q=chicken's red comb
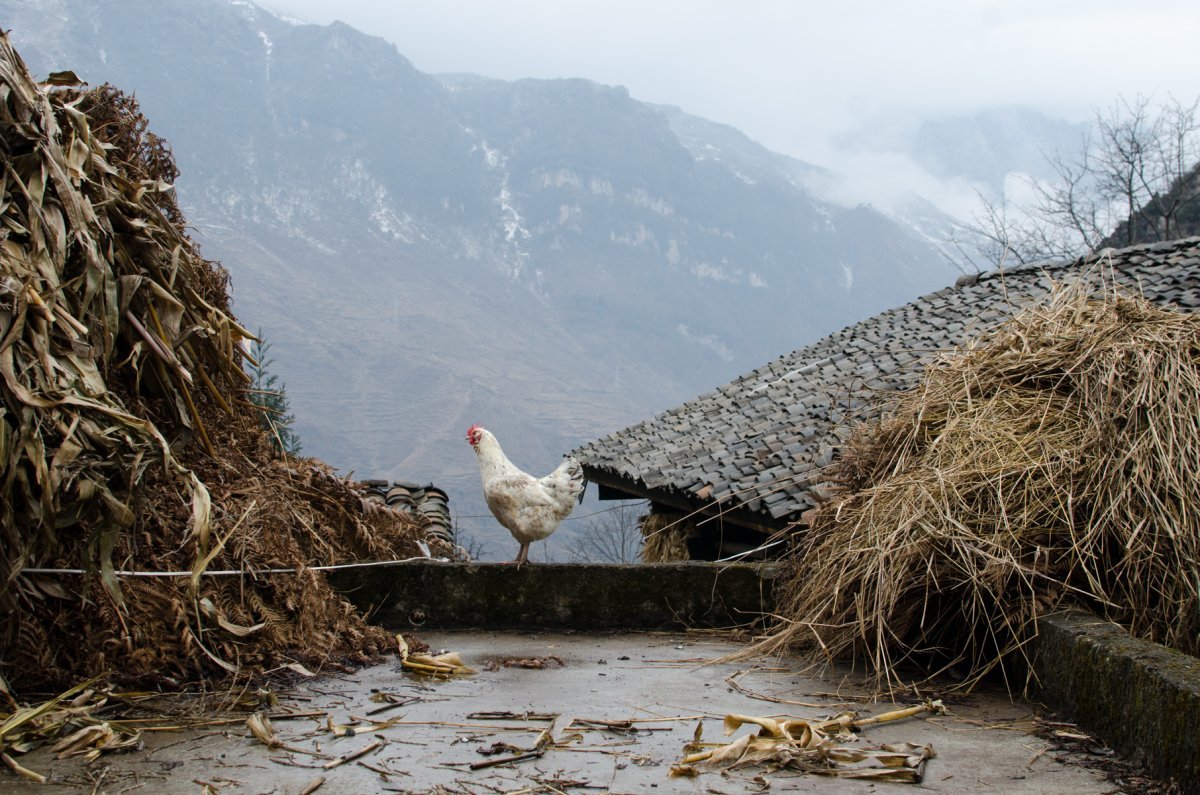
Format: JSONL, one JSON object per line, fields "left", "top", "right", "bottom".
{"left": 466, "top": 424, "right": 482, "bottom": 444}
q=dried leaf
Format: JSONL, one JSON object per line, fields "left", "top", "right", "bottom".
{"left": 723, "top": 713, "right": 781, "bottom": 737}
{"left": 402, "top": 650, "right": 476, "bottom": 677}
{"left": 197, "top": 597, "right": 265, "bottom": 637}
{"left": 41, "top": 70, "right": 85, "bottom": 87}
{"left": 246, "top": 712, "right": 279, "bottom": 748}
{"left": 189, "top": 474, "right": 212, "bottom": 551}
{"left": 669, "top": 764, "right": 699, "bottom": 778}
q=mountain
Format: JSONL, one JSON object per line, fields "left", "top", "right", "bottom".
{"left": 3, "top": 0, "right": 958, "bottom": 557}
{"left": 840, "top": 108, "right": 1089, "bottom": 201}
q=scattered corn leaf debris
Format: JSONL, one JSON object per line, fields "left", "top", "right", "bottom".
{"left": 247, "top": 712, "right": 282, "bottom": 749}
{"left": 681, "top": 700, "right": 944, "bottom": 783}
{"left": 477, "top": 741, "right": 524, "bottom": 756}
{"left": 0, "top": 679, "right": 142, "bottom": 779}
{"left": 397, "top": 634, "right": 476, "bottom": 676}
{"left": 246, "top": 711, "right": 329, "bottom": 759}
{"left": 51, "top": 722, "right": 141, "bottom": 761}
{"left": 328, "top": 713, "right": 407, "bottom": 737}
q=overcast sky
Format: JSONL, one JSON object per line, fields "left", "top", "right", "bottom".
{"left": 260, "top": 0, "right": 1200, "bottom": 168}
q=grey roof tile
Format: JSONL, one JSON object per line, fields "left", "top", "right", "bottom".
{"left": 574, "top": 238, "right": 1200, "bottom": 531}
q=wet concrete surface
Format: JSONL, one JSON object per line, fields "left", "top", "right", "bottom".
{"left": 4, "top": 631, "right": 1121, "bottom": 794}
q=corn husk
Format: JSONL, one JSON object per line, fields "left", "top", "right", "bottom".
{"left": 0, "top": 30, "right": 442, "bottom": 691}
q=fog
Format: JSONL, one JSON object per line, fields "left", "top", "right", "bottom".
{"left": 262, "top": 0, "right": 1200, "bottom": 221}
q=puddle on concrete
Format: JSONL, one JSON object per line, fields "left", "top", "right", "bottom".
{"left": 3, "top": 631, "right": 1123, "bottom": 793}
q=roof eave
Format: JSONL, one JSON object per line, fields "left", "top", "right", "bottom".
{"left": 583, "top": 465, "right": 787, "bottom": 536}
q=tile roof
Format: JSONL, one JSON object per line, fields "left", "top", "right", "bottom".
{"left": 573, "top": 237, "right": 1200, "bottom": 530}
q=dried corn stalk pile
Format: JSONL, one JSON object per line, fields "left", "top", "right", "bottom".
{"left": 750, "top": 280, "right": 1200, "bottom": 689}
{"left": 0, "top": 32, "right": 436, "bottom": 692}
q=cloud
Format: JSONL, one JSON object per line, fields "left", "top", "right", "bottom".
{"left": 805, "top": 149, "right": 990, "bottom": 223}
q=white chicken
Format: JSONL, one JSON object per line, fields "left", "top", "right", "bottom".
{"left": 466, "top": 424, "right": 586, "bottom": 565}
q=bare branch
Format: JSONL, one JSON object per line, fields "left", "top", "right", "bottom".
{"left": 564, "top": 502, "right": 644, "bottom": 563}
{"left": 956, "top": 93, "right": 1200, "bottom": 270}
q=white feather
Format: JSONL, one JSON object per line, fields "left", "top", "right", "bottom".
{"left": 469, "top": 427, "right": 586, "bottom": 552}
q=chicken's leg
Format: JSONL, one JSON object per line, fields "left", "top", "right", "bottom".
{"left": 500, "top": 542, "right": 531, "bottom": 567}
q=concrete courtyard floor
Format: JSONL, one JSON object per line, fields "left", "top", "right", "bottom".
{"left": 4, "top": 630, "right": 1135, "bottom": 794}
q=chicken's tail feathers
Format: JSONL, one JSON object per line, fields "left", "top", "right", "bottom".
{"left": 560, "top": 454, "right": 588, "bottom": 503}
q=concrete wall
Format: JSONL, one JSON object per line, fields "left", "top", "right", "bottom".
{"left": 327, "top": 561, "right": 777, "bottom": 630}
{"left": 1033, "top": 611, "right": 1200, "bottom": 793}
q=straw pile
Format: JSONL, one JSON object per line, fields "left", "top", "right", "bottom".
{"left": 750, "top": 279, "right": 1200, "bottom": 688}
{"left": 639, "top": 510, "right": 694, "bottom": 562}
{"left": 0, "top": 33, "right": 438, "bottom": 692}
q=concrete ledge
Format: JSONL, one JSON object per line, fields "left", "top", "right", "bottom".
{"left": 327, "top": 561, "right": 777, "bottom": 630}
{"left": 1032, "top": 611, "right": 1200, "bottom": 793}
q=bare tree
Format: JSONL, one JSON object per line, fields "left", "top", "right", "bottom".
{"left": 452, "top": 524, "right": 491, "bottom": 561}
{"left": 1123, "top": 95, "right": 1200, "bottom": 242}
{"left": 1094, "top": 95, "right": 1157, "bottom": 247}
{"left": 564, "top": 502, "right": 645, "bottom": 563}
{"left": 960, "top": 94, "right": 1200, "bottom": 267}
{"left": 1028, "top": 134, "right": 1111, "bottom": 255}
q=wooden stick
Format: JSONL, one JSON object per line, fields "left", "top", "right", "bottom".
{"left": 322, "top": 739, "right": 385, "bottom": 770}
{"left": 1, "top": 752, "right": 46, "bottom": 784}
{"left": 469, "top": 749, "right": 544, "bottom": 771}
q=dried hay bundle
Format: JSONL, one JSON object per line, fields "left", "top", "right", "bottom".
{"left": 751, "top": 279, "right": 1200, "bottom": 689}
{"left": 0, "top": 32, "right": 434, "bottom": 691}
{"left": 639, "top": 510, "right": 693, "bottom": 562}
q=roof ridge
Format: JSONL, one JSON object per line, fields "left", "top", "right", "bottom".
{"left": 960, "top": 235, "right": 1200, "bottom": 288}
